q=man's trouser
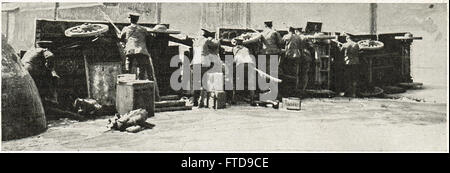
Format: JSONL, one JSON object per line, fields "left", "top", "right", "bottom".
{"left": 127, "top": 54, "right": 160, "bottom": 101}
{"left": 234, "top": 63, "right": 256, "bottom": 102}
{"left": 279, "top": 56, "right": 299, "bottom": 97}
{"left": 258, "top": 53, "right": 280, "bottom": 92}
{"left": 191, "top": 64, "right": 210, "bottom": 106}
{"left": 263, "top": 53, "right": 280, "bottom": 77}
{"left": 333, "top": 61, "right": 346, "bottom": 94}
{"left": 31, "top": 74, "right": 50, "bottom": 100}
{"left": 345, "top": 64, "right": 362, "bottom": 97}
{"left": 298, "top": 59, "right": 311, "bottom": 93}
{"left": 28, "top": 70, "right": 59, "bottom": 106}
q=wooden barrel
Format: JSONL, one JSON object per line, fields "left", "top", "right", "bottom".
{"left": 2, "top": 35, "right": 47, "bottom": 141}
{"left": 359, "top": 86, "right": 384, "bottom": 98}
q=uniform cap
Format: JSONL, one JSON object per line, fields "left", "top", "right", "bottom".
{"left": 128, "top": 12, "right": 141, "bottom": 18}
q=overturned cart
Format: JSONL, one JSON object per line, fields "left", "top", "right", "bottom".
{"left": 214, "top": 26, "right": 422, "bottom": 98}
{"left": 32, "top": 19, "right": 191, "bottom": 118}
{"left": 312, "top": 32, "right": 423, "bottom": 97}
{"left": 345, "top": 32, "right": 423, "bottom": 95}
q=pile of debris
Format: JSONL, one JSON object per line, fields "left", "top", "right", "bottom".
{"left": 73, "top": 98, "right": 104, "bottom": 116}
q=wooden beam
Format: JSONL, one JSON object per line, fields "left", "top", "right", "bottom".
{"left": 245, "top": 3, "right": 251, "bottom": 28}
{"left": 155, "top": 106, "right": 192, "bottom": 113}
{"left": 200, "top": 3, "right": 206, "bottom": 29}
{"left": 54, "top": 2, "right": 59, "bottom": 20}
{"left": 155, "top": 100, "right": 186, "bottom": 108}
{"left": 83, "top": 54, "right": 91, "bottom": 98}
{"left": 370, "top": 3, "right": 377, "bottom": 35}
{"left": 5, "top": 12, "right": 9, "bottom": 40}
{"left": 155, "top": 3, "right": 162, "bottom": 24}
{"left": 220, "top": 3, "right": 224, "bottom": 27}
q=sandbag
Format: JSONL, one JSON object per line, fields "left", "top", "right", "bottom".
{"left": 107, "top": 109, "right": 148, "bottom": 132}
{"left": 73, "top": 98, "right": 102, "bottom": 115}
{"left": 2, "top": 35, "right": 47, "bottom": 140}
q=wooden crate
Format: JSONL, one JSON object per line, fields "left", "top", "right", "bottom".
{"left": 116, "top": 80, "right": 155, "bottom": 116}
{"left": 282, "top": 97, "right": 301, "bottom": 110}
{"left": 208, "top": 91, "right": 227, "bottom": 109}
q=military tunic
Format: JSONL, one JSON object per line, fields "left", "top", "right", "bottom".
{"left": 244, "top": 28, "right": 283, "bottom": 54}
{"left": 282, "top": 33, "right": 302, "bottom": 59}
{"left": 21, "top": 47, "right": 57, "bottom": 101}
{"left": 119, "top": 24, "right": 151, "bottom": 57}
{"left": 232, "top": 45, "right": 256, "bottom": 91}
{"left": 192, "top": 37, "right": 221, "bottom": 67}
{"left": 21, "top": 47, "right": 55, "bottom": 77}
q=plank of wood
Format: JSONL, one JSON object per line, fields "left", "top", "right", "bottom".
{"left": 160, "top": 95, "right": 180, "bottom": 101}
{"left": 305, "top": 89, "right": 336, "bottom": 98}
{"left": 155, "top": 100, "right": 186, "bottom": 108}
{"left": 83, "top": 54, "right": 91, "bottom": 98}
{"left": 155, "top": 106, "right": 192, "bottom": 113}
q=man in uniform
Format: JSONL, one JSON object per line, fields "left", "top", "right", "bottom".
{"left": 294, "top": 28, "right": 302, "bottom": 36}
{"left": 191, "top": 28, "right": 221, "bottom": 107}
{"left": 244, "top": 20, "right": 283, "bottom": 75}
{"left": 297, "top": 28, "right": 313, "bottom": 95}
{"left": 336, "top": 33, "right": 361, "bottom": 98}
{"left": 231, "top": 38, "right": 256, "bottom": 106}
{"left": 281, "top": 27, "right": 302, "bottom": 97}
{"left": 21, "top": 40, "right": 59, "bottom": 103}
{"left": 244, "top": 21, "right": 283, "bottom": 101}
{"left": 332, "top": 34, "right": 347, "bottom": 95}
{"left": 118, "top": 12, "right": 160, "bottom": 101}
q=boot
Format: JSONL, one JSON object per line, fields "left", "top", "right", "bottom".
{"left": 249, "top": 91, "right": 257, "bottom": 106}
{"left": 199, "top": 90, "right": 208, "bottom": 108}
{"left": 193, "top": 90, "right": 200, "bottom": 106}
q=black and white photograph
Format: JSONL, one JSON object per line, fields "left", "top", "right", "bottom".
{"left": 0, "top": 0, "right": 448, "bottom": 153}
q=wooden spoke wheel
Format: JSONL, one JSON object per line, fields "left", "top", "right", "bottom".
{"left": 398, "top": 82, "right": 423, "bottom": 90}
{"left": 359, "top": 86, "right": 384, "bottom": 97}
{"left": 65, "top": 23, "right": 109, "bottom": 37}
{"left": 357, "top": 40, "right": 384, "bottom": 50}
{"left": 305, "top": 89, "right": 336, "bottom": 98}
{"left": 382, "top": 86, "right": 407, "bottom": 94}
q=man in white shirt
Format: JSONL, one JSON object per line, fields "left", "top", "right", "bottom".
{"left": 231, "top": 38, "right": 256, "bottom": 105}
{"left": 191, "top": 28, "right": 221, "bottom": 107}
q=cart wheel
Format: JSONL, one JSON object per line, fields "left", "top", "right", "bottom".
{"left": 305, "top": 89, "right": 336, "bottom": 98}
{"left": 65, "top": 23, "right": 109, "bottom": 38}
{"left": 397, "top": 82, "right": 423, "bottom": 89}
{"left": 359, "top": 86, "right": 384, "bottom": 97}
{"left": 381, "top": 86, "right": 407, "bottom": 94}
{"left": 357, "top": 40, "right": 384, "bottom": 50}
